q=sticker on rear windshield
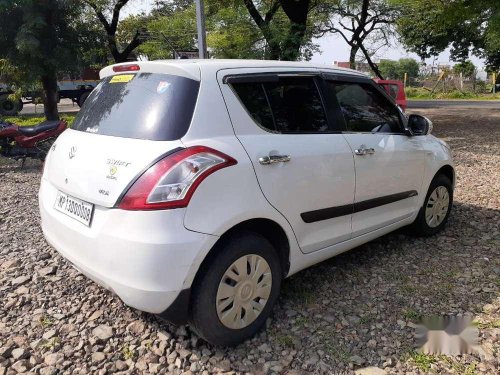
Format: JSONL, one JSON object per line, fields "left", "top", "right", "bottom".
{"left": 157, "top": 81, "right": 171, "bottom": 94}
{"left": 110, "top": 74, "right": 135, "bottom": 83}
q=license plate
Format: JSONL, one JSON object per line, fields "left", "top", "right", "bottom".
{"left": 54, "top": 191, "right": 94, "bottom": 226}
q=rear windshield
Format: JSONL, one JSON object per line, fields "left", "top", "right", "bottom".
{"left": 72, "top": 72, "right": 200, "bottom": 141}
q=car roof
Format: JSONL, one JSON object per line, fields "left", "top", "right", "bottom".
{"left": 101, "top": 59, "right": 369, "bottom": 81}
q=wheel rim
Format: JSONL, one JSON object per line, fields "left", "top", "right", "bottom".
{"left": 216, "top": 254, "right": 272, "bottom": 329}
{"left": 425, "top": 186, "right": 450, "bottom": 228}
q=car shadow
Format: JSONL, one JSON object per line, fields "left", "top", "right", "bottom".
{"left": 269, "top": 201, "right": 498, "bottom": 370}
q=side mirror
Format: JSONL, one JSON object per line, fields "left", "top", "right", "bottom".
{"left": 407, "top": 114, "right": 433, "bottom": 136}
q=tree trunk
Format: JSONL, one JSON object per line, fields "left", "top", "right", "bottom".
{"left": 41, "top": 73, "right": 59, "bottom": 121}
{"left": 267, "top": 41, "right": 281, "bottom": 60}
{"left": 281, "top": 22, "right": 307, "bottom": 61}
{"left": 349, "top": 45, "right": 359, "bottom": 70}
{"left": 358, "top": 42, "right": 384, "bottom": 79}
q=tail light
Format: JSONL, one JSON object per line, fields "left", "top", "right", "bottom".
{"left": 117, "top": 146, "right": 237, "bottom": 210}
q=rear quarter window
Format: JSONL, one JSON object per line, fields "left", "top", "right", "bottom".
{"left": 72, "top": 72, "right": 200, "bottom": 141}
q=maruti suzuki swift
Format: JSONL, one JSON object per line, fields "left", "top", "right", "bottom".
{"left": 40, "top": 60, "right": 454, "bottom": 346}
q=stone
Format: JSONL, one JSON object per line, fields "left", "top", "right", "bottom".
{"left": 39, "top": 367, "right": 57, "bottom": 375}
{"left": 157, "top": 330, "right": 170, "bottom": 342}
{"left": 355, "top": 367, "right": 387, "bottom": 375}
{"left": 11, "top": 348, "right": 28, "bottom": 360}
{"left": 92, "top": 325, "right": 114, "bottom": 341}
{"left": 44, "top": 353, "right": 63, "bottom": 366}
{"left": 42, "top": 330, "right": 57, "bottom": 340}
{"left": 92, "top": 352, "right": 106, "bottom": 363}
{"left": 11, "top": 359, "right": 30, "bottom": 373}
{"left": 217, "top": 359, "right": 231, "bottom": 372}
{"left": 176, "top": 326, "right": 187, "bottom": 336}
{"left": 149, "top": 363, "right": 162, "bottom": 373}
{"left": 11, "top": 275, "right": 30, "bottom": 286}
{"left": 1, "top": 259, "right": 20, "bottom": 269}
{"left": 88, "top": 310, "right": 103, "bottom": 321}
{"left": 38, "top": 266, "right": 56, "bottom": 276}
{"left": 115, "top": 360, "right": 128, "bottom": 371}
{"left": 349, "top": 355, "right": 365, "bottom": 366}
{"left": 126, "top": 320, "right": 145, "bottom": 335}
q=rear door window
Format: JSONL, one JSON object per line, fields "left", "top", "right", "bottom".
{"left": 231, "top": 76, "right": 330, "bottom": 133}
{"left": 72, "top": 73, "right": 200, "bottom": 141}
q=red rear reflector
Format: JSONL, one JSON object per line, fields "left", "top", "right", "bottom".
{"left": 112, "top": 64, "right": 140, "bottom": 72}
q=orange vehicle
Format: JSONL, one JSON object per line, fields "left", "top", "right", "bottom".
{"left": 374, "top": 79, "right": 407, "bottom": 111}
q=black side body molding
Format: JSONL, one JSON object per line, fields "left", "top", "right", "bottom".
{"left": 301, "top": 190, "right": 418, "bottom": 223}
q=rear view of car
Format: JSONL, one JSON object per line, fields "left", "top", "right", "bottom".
{"left": 39, "top": 62, "right": 229, "bottom": 318}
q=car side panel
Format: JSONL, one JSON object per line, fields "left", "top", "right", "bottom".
{"left": 417, "top": 135, "right": 455, "bottom": 206}
{"left": 181, "top": 65, "right": 302, "bottom": 278}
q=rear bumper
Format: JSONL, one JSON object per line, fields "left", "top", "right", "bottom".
{"left": 39, "top": 178, "right": 218, "bottom": 315}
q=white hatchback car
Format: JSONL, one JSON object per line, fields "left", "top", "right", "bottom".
{"left": 40, "top": 60, "right": 454, "bottom": 346}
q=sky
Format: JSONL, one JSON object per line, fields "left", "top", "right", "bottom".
{"left": 122, "top": 0, "right": 486, "bottom": 70}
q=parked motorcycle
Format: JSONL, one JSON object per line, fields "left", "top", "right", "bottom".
{"left": 0, "top": 119, "right": 67, "bottom": 166}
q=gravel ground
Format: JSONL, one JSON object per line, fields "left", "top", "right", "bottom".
{"left": 1, "top": 108, "right": 499, "bottom": 375}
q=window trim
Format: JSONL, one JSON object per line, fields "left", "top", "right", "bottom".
{"left": 324, "top": 77, "right": 407, "bottom": 135}
{"left": 228, "top": 73, "right": 338, "bottom": 135}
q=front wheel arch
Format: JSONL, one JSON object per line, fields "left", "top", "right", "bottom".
{"left": 435, "top": 164, "right": 455, "bottom": 188}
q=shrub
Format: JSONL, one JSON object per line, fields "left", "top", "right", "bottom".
{"left": 2, "top": 114, "right": 76, "bottom": 126}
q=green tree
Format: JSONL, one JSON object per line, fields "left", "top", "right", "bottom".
{"left": 206, "top": 4, "right": 264, "bottom": 59}
{"left": 240, "top": 0, "right": 323, "bottom": 60}
{"left": 378, "top": 59, "right": 399, "bottom": 79}
{"left": 138, "top": 3, "right": 198, "bottom": 59}
{"left": 0, "top": 0, "right": 84, "bottom": 120}
{"left": 394, "top": 0, "right": 500, "bottom": 71}
{"left": 453, "top": 60, "right": 476, "bottom": 78}
{"left": 379, "top": 58, "right": 419, "bottom": 80}
{"left": 83, "top": 0, "right": 148, "bottom": 63}
{"left": 398, "top": 57, "right": 419, "bottom": 79}
{"left": 318, "top": 0, "right": 399, "bottom": 78}
{"left": 142, "top": 0, "right": 321, "bottom": 61}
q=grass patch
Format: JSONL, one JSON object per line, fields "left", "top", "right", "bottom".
{"left": 294, "top": 316, "right": 311, "bottom": 327}
{"left": 276, "top": 334, "right": 294, "bottom": 348}
{"left": 324, "top": 341, "right": 350, "bottom": 362}
{"left": 41, "top": 337, "right": 60, "bottom": 350}
{"left": 2, "top": 113, "right": 76, "bottom": 126}
{"left": 472, "top": 319, "right": 500, "bottom": 329}
{"left": 441, "top": 356, "right": 477, "bottom": 374}
{"left": 39, "top": 315, "right": 54, "bottom": 328}
{"left": 403, "top": 308, "right": 421, "bottom": 322}
{"left": 386, "top": 271, "right": 410, "bottom": 283}
{"left": 405, "top": 86, "right": 500, "bottom": 100}
{"left": 359, "top": 313, "right": 376, "bottom": 325}
{"left": 282, "top": 281, "right": 315, "bottom": 305}
{"left": 121, "top": 344, "right": 137, "bottom": 360}
{"left": 406, "top": 351, "right": 437, "bottom": 371}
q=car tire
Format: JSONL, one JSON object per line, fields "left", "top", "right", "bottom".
{"left": 190, "top": 231, "right": 282, "bottom": 346}
{"left": 410, "top": 174, "right": 453, "bottom": 236}
{"left": 77, "top": 91, "right": 90, "bottom": 107}
{"left": 0, "top": 94, "right": 22, "bottom": 116}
